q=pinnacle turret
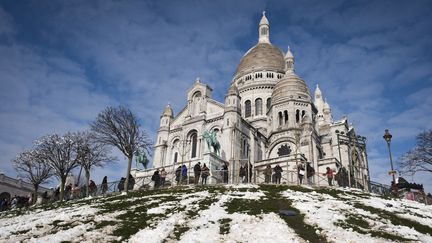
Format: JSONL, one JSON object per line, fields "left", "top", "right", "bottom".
{"left": 258, "top": 11, "right": 270, "bottom": 43}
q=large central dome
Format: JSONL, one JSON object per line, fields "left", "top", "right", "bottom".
{"left": 234, "top": 43, "right": 285, "bottom": 78}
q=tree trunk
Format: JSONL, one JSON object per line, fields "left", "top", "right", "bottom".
{"left": 124, "top": 156, "right": 133, "bottom": 193}
{"left": 60, "top": 177, "right": 66, "bottom": 202}
{"left": 33, "top": 184, "right": 39, "bottom": 204}
{"left": 85, "top": 169, "right": 90, "bottom": 197}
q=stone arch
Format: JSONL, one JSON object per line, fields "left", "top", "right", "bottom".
{"left": 187, "top": 129, "right": 199, "bottom": 159}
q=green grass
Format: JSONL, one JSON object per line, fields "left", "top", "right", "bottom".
{"left": 219, "top": 218, "right": 232, "bottom": 235}
{"left": 335, "top": 215, "right": 413, "bottom": 242}
{"left": 354, "top": 203, "right": 432, "bottom": 236}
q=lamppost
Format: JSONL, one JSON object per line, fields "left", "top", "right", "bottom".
{"left": 383, "top": 129, "right": 396, "bottom": 187}
{"left": 171, "top": 138, "right": 191, "bottom": 186}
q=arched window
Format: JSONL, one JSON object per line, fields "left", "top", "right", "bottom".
{"left": 190, "top": 133, "right": 198, "bottom": 158}
{"left": 278, "top": 112, "right": 283, "bottom": 126}
{"left": 245, "top": 100, "right": 251, "bottom": 118}
{"left": 255, "top": 98, "right": 263, "bottom": 115}
{"left": 301, "top": 110, "right": 306, "bottom": 122}
{"left": 296, "top": 109, "right": 300, "bottom": 123}
{"left": 193, "top": 91, "right": 201, "bottom": 99}
{"left": 284, "top": 110, "right": 288, "bottom": 124}
{"left": 261, "top": 27, "right": 268, "bottom": 35}
{"left": 266, "top": 98, "right": 271, "bottom": 112}
{"left": 174, "top": 152, "right": 178, "bottom": 163}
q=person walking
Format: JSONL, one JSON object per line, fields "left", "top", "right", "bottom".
{"left": 323, "top": 167, "right": 334, "bottom": 186}
{"left": 160, "top": 168, "right": 167, "bottom": 187}
{"left": 201, "top": 164, "right": 210, "bottom": 185}
{"left": 193, "top": 162, "right": 202, "bottom": 184}
{"left": 264, "top": 165, "right": 272, "bottom": 183}
{"left": 274, "top": 165, "right": 283, "bottom": 184}
{"left": 101, "top": 176, "right": 108, "bottom": 196}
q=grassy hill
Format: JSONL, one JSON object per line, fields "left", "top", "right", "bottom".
{"left": 1, "top": 184, "right": 431, "bottom": 242}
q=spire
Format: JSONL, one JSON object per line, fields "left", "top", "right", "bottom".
{"left": 258, "top": 11, "right": 270, "bottom": 43}
{"left": 195, "top": 77, "right": 201, "bottom": 83}
{"left": 284, "top": 46, "right": 294, "bottom": 73}
{"left": 162, "top": 104, "right": 173, "bottom": 117}
{"left": 315, "top": 84, "right": 322, "bottom": 99}
{"left": 324, "top": 99, "right": 331, "bottom": 110}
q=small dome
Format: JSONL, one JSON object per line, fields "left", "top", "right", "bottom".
{"left": 234, "top": 43, "right": 285, "bottom": 78}
{"left": 227, "top": 84, "right": 239, "bottom": 96}
{"left": 271, "top": 72, "right": 311, "bottom": 104}
{"left": 162, "top": 104, "right": 173, "bottom": 117}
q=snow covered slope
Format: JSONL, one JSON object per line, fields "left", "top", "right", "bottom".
{"left": 1, "top": 185, "right": 431, "bottom": 242}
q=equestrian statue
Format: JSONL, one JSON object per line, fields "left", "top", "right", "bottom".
{"left": 203, "top": 130, "right": 221, "bottom": 156}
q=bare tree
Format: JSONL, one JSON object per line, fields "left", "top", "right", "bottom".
{"left": 91, "top": 106, "right": 152, "bottom": 193}
{"left": 399, "top": 129, "right": 432, "bottom": 175}
{"left": 35, "top": 133, "right": 82, "bottom": 201}
{"left": 12, "top": 149, "right": 53, "bottom": 203}
{"left": 77, "top": 131, "right": 115, "bottom": 197}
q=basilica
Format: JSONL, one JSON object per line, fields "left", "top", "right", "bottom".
{"left": 134, "top": 13, "right": 370, "bottom": 189}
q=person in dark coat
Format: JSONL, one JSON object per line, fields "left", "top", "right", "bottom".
{"left": 264, "top": 165, "right": 272, "bottom": 183}
{"left": 89, "top": 180, "right": 97, "bottom": 196}
{"left": 175, "top": 166, "right": 182, "bottom": 184}
{"left": 239, "top": 165, "right": 246, "bottom": 183}
{"left": 306, "top": 162, "right": 315, "bottom": 185}
{"left": 152, "top": 170, "right": 161, "bottom": 189}
{"left": 201, "top": 164, "right": 210, "bottom": 185}
{"left": 101, "top": 176, "right": 108, "bottom": 196}
{"left": 194, "top": 162, "right": 201, "bottom": 184}
{"left": 274, "top": 165, "right": 283, "bottom": 184}
{"left": 247, "top": 162, "right": 253, "bottom": 183}
{"left": 118, "top": 177, "right": 125, "bottom": 192}
{"left": 128, "top": 174, "right": 135, "bottom": 190}
{"left": 222, "top": 163, "right": 229, "bottom": 183}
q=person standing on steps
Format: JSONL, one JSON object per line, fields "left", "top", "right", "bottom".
{"left": 323, "top": 167, "right": 334, "bottom": 186}
{"left": 194, "top": 162, "right": 202, "bottom": 184}
{"left": 152, "top": 170, "right": 161, "bottom": 189}
{"left": 306, "top": 162, "right": 315, "bottom": 186}
{"left": 181, "top": 164, "right": 188, "bottom": 184}
{"left": 264, "top": 165, "right": 272, "bottom": 183}
{"left": 298, "top": 164, "right": 305, "bottom": 184}
{"left": 201, "top": 164, "right": 210, "bottom": 185}
{"left": 160, "top": 168, "right": 167, "bottom": 187}
{"left": 274, "top": 164, "right": 283, "bottom": 184}
{"left": 239, "top": 164, "right": 246, "bottom": 183}
{"left": 101, "top": 176, "right": 108, "bottom": 196}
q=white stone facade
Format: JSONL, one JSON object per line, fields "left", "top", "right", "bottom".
{"left": 134, "top": 12, "right": 370, "bottom": 190}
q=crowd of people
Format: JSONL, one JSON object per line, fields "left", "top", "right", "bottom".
{"left": 150, "top": 162, "right": 230, "bottom": 188}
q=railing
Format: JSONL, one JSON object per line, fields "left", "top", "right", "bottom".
{"left": 370, "top": 181, "right": 391, "bottom": 196}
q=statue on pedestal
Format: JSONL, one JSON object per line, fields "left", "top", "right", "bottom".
{"left": 203, "top": 130, "right": 220, "bottom": 156}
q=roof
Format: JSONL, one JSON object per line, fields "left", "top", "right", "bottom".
{"left": 234, "top": 43, "right": 285, "bottom": 78}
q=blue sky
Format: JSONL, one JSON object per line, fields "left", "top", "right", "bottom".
{"left": 0, "top": 0, "right": 431, "bottom": 191}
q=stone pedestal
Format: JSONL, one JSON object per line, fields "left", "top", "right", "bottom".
{"left": 202, "top": 152, "right": 228, "bottom": 184}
